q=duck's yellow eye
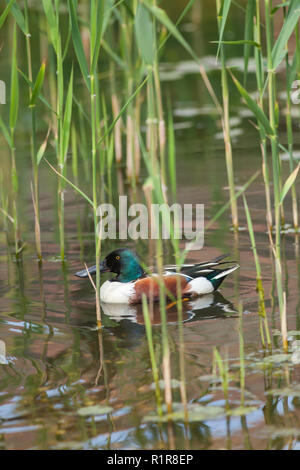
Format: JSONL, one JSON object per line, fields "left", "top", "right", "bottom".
{"left": 116, "top": 255, "right": 120, "bottom": 260}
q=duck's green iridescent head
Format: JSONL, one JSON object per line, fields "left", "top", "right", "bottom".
{"left": 100, "top": 248, "right": 144, "bottom": 282}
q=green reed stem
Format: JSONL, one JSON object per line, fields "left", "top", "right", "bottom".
{"left": 243, "top": 195, "right": 271, "bottom": 348}
{"left": 285, "top": 22, "right": 298, "bottom": 230}
{"left": 254, "top": 0, "right": 272, "bottom": 229}
{"left": 216, "top": 0, "right": 238, "bottom": 229}
{"left": 264, "top": 1, "right": 287, "bottom": 349}
{"left": 24, "top": 0, "right": 42, "bottom": 260}
{"left": 238, "top": 302, "right": 245, "bottom": 406}
{"left": 9, "top": 22, "right": 20, "bottom": 256}
{"left": 142, "top": 294, "right": 163, "bottom": 417}
{"left": 90, "top": 73, "right": 101, "bottom": 327}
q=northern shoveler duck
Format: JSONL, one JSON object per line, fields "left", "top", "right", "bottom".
{"left": 75, "top": 248, "right": 239, "bottom": 305}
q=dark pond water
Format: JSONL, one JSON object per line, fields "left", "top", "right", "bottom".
{"left": 1, "top": 1, "right": 300, "bottom": 450}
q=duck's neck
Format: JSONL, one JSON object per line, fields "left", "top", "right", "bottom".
{"left": 117, "top": 260, "right": 144, "bottom": 283}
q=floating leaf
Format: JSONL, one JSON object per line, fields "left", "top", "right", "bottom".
{"left": 267, "top": 387, "right": 300, "bottom": 397}
{"left": 227, "top": 405, "right": 258, "bottom": 416}
{"left": 143, "top": 403, "right": 225, "bottom": 423}
{"left": 77, "top": 405, "right": 113, "bottom": 416}
{"left": 268, "top": 427, "right": 300, "bottom": 438}
{"left": 262, "top": 353, "right": 291, "bottom": 364}
{"left": 150, "top": 379, "right": 181, "bottom": 390}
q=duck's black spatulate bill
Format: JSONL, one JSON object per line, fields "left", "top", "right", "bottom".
{"left": 75, "top": 265, "right": 97, "bottom": 278}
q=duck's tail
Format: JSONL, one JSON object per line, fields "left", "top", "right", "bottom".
{"left": 180, "top": 254, "right": 239, "bottom": 290}
{"left": 203, "top": 264, "right": 239, "bottom": 290}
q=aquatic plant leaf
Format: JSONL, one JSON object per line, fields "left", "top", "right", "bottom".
{"left": 44, "top": 159, "right": 94, "bottom": 207}
{"left": 90, "top": 0, "right": 113, "bottom": 72}
{"left": 230, "top": 71, "right": 274, "bottom": 136}
{"left": 102, "top": 40, "right": 126, "bottom": 69}
{"left": 262, "top": 353, "right": 291, "bottom": 364}
{"left": 37, "top": 127, "right": 50, "bottom": 166}
{"left": 135, "top": 3, "right": 155, "bottom": 65}
{"left": 97, "top": 74, "right": 150, "bottom": 147}
{"left": 143, "top": 3, "right": 199, "bottom": 64}
{"left": 243, "top": 194, "right": 261, "bottom": 278}
{"left": 267, "top": 387, "right": 300, "bottom": 397}
{"left": 29, "top": 62, "right": 46, "bottom": 107}
{"left": 271, "top": 0, "right": 300, "bottom": 70}
{"left": 150, "top": 379, "right": 181, "bottom": 390}
{"left": 143, "top": 404, "right": 225, "bottom": 423}
{"left": 6, "top": 0, "right": 26, "bottom": 34}
{"left": 279, "top": 163, "right": 300, "bottom": 204}
{"left": 167, "top": 102, "right": 176, "bottom": 199}
{"left": 18, "top": 69, "right": 56, "bottom": 114}
{"left": 0, "top": 115, "right": 12, "bottom": 148}
{"left": 216, "top": 0, "right": 232, "bottom": 60}
{"left": 227, "top": 405, "right": 258, "bottom": 416}
{"left": 61, "top": 68, "right": 73, "bottom": 160}
{"left": 211, "top": 40, "right": 260, "bottom": 47}
{"left": 68, "top": 0, "right": 90, "bottom": 91}
{"left": 243, "top": 0, "right": 255, "bottom": 85}
{"left": 268, "top": 427, "right": 300, "bottom": 438}
{"left": 287, "top": 330, "right": 300, "bottom": 336}
{"left": 42, "top": 0, "right": 58, "bottom": 52}
{"left": 0, "top": 0, "right": 16, "bottom": 30}
{"left": 9, "top": 23, "right": 19, "bottom": 130}
{"left": 77, "top": 405, "right": 113, "bottom": 416}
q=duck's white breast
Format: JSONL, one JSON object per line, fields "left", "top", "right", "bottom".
{"left": 100, "top": 280, "right": 135, "bottom": 304}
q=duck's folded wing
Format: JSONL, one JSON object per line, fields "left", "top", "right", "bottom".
{"left": 165, "top": 254, "right": 231, "bottom": 276}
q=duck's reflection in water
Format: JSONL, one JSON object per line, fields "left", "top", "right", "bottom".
{"left": 100, "top": 291, "right": 236, "bottom": 325}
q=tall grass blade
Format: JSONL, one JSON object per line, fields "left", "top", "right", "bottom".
{"left": 42, "top": 0, "right": 58, "bottom": 52}
{"left": 61, "top": 68, "right": 73, "bottom": 161}
{"left": 0, "top": 116, "right": 12, "bottom": 148}
{"left": 68, "top": 0, "right": 90, "bottom": 91}
{"left": 230, "top": 71, "right": 274, "bottom": 136}
{"left": 216, "top": 0, "right": 232, "bottom": 60}
{"left": 6, "top": 0, "right": 26, "bottom": 34}
{"left": 243, "top": 0, "right": 255, "bottom": 85}
{"left": 9, "top": 24, "right": 19, "bottom": 130}
{"left": 90, "top": 0, "right": 113, "bottom": 72}
{"left": 135, "top": 2, "right": 155, "bottom": 65}
{"left": 279, "top": 163, "right": 300, "bottom": 204}
{"left": 0, "top": 0, "right": 16, "bottom": 30}
{"left": 271, "top": 0, "right": 300, "bottom": 70}
{"left": 29, "top": 62, "right": 46, "bottom": 107}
